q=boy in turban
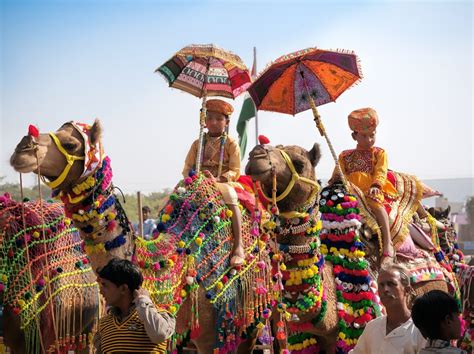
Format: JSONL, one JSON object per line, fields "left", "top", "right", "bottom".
{"left": 329, "top": 108, "right": 397, "bottom": 265}
{"left": 182, "top": 99, "right": 245, "bottom": 267}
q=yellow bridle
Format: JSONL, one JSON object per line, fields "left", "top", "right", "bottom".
{"left": 257, "top": 149, "right": 320, "bottom": 208}
{"left": 41, "top": 132, "right": 85, "bottom": 189}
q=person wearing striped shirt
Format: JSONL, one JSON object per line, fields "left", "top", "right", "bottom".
{"left": 94, "top": 258, "right": 175, "bottom": 353}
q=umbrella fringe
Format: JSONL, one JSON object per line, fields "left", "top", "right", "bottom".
{"left": 253, "top": 47, "right": 363, "bottom": 81}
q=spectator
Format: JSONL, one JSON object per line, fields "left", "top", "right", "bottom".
{"left": 94, "top": 258, "right": 175, "bottom": 353}
{"left": 349, "top": 263, "right": 426, "bottom": 353}
{"left": 412, "top": 290, "right": 466, "bottom": 353}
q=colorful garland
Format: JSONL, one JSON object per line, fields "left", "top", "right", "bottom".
{"left": 319, "top": 185, "right": 380, "bottom": 353}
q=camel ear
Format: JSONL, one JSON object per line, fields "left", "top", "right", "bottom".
{"left": 428, "top": 207, "right": 435, "bottom": 217}
{"left": 444, "top": 206, "right": 451, "bottom": 218}
{"left": 90, "top": 119, "right": 102, "bottom": 147}
{"left": 308, "top": 143, "right": 321, "bottom": 167}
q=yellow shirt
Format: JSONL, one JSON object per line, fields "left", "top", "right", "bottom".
{"left": 332, "top": 147, "right": 398, "bottom": 201}
{"left": 182, "top": 134, "right": 241, "bottom": 182}
{"left": 98, "top": 308, "right": 167, "bottom": 353}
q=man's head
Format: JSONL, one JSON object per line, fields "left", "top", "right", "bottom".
{"left": 97, "top": 258, "right": 143, "bottom": 306}
{"left": 377, "top": 263, "right": 412, "bottom": 310}
{"left": 205, "top": 99, "right": 233, "bottom": 137}
{"left": 142, "top": 205, "right": 151, "bottom": 220}
{"left": 411, "top": 290, "right": 462, "bottom": 341}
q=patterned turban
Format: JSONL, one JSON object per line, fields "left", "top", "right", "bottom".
{"left": 206, "top": 99, "right": 234, "bottom": 117}
{"left": 348, "top": 108, "right": 379, "bottom": 133}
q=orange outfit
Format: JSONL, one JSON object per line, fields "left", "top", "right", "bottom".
{"left": 333, "top": 146, "right": 398, "bottom": 206}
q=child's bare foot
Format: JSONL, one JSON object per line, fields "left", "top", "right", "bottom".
{"left": 381, "top": 246, "right": 396, "bottom": 266}
{"left": 230, "top": 245, "right": 245, "bottom": 267}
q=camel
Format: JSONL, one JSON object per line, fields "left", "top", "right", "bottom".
{"left": 10, "top": 120, "right": 271, "bottom": 354}
{"left": 245, "top": 142, "right": 449, "bottom": 353}
{"left": 0, "top": 193, "right": 99, "bottom": 354}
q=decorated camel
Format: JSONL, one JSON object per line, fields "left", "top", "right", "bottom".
{"left": 245, "top": 142, "right": 451, "bottom": 353}
{"left": 10, "top": 120, "right": 273, "bottom": 354}
{"left": 0, "top": 193, "right": 99, "bottom": 353}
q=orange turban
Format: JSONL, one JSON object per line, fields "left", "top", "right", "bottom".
{"left": 348, "top": 108, "right": 379, "bottom": 133}
{"left": 206, "top": 99, "right": 234, "bottom": 116}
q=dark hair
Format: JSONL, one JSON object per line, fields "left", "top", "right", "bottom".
{"left": 97, "top": 258, "right": 143, "bottom": 292}
{"left": 142, "top": 206, "right": 151, "bottom": 213}
{"left": 411, "top": 290, "right": 460, "bottom": 339}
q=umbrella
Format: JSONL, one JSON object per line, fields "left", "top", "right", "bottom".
{"left": 247, "top": 47, "right": 362, "bottom": 186}
{"left": 156, "top": 44, "right": 252, "bottom": 172}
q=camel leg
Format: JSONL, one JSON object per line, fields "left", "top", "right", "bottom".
{"left": 192, "top": 290, "right": 217, "bottom": 354}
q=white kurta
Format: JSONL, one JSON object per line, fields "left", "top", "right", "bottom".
{"left": 350, "top": 316, "right": 426, "bottom": 354}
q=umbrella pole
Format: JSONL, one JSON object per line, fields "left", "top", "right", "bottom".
{"left": 306, "top": 89, "right": 349, "bottom": 190}
{"left": 195, "top": 94, "right": 207, "bottom": 174}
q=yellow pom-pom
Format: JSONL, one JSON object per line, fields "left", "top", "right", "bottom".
{"left": 225, "top": 209, "right": 233, "bottom": 218}
{"left": 64, "top": 218, "right": 71, "bottom": 225}
{"left": 178, "top": 241, "right": 185, "bottom": 248}
{"left": 167, "top": 259, "right": 174, "bottom": 267}
{"left": 199, "top": 213, "right": 206, "bottom": 220}
{"left": 180, "top": 290, "right": 187, "bottom": 297}
{"left": 280, "top": 263, "right": 287, "bottom": 271}
{"left": 162, "top": 214, "right": 170, "bottom": 223}
{"left": 195, "top": 237, "right": 202, "bottom": 246}
{"left": 258, "top": 240, "right": 266, "bottom": 249}
{"left": 17, "top": 299, "right": 26, "bottom": 308}
{"left": 169, "top": 305, "right": 177, "bottom": 314}
{"left": 256, "top": 322, "right": 265, "bottom": 329}
{"left": 216, "top": 282, "right": 224, "bottom": 290}
{"left": 1, "top": 274, "right": 7, "bottom": 282}
{"left": 187, "top": 255, "right": 194, "bottom": 262}
{"left": 107, "top": 212, "right": 116, "bottom": 220}
{"left": 32, "top": 231, "right": 40, "bottom": 238}
{"left": 94, "top": 201, "right": 100, "bottom": 208}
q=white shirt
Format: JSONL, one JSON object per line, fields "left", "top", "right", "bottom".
{"left": 349, "top": 315, "right": 426, "bottom": 354}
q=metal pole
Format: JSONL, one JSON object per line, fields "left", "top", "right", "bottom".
{"left": 137, "top": 191, "right": 143, "bottom": 237}
{"left": 253, "top": 47, "right": 259, "bottom": 145}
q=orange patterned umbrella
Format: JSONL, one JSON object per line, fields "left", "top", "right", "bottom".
{"left": 247, "top": 47, "right": 361, "bottom": 115}
{"left": 248, "top": 47, "right": 362, "bottom": 187}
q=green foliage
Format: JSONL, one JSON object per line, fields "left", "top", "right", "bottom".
{"left": 0, "top": 176, "right": 52, "bottom": 201}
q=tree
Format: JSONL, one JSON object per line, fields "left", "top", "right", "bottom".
{"left": 0, "top": 176, "right": 52, "bottom": 201}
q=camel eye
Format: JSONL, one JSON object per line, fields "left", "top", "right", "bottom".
{"left": 293, "top": 159, "right": 305, "bottom": 174}
{"left": 62, "top": 142, "right": 77, "bottom": 151}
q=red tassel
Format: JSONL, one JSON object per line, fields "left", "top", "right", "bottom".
{"left": 258, "top": 135, "right": 270, "bottom": 145}
{"left": 28, "top": 124, "right": 39, "bottom": 138}
{"left": 190, "top": 326, "right": 201, "bottom": 339}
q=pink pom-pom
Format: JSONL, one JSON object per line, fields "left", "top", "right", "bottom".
{"left": 184, "top": 177, "right": 193, "bottom": 185}
{"left": 107, "top": 220, "right": 117, "bottom": 232}
{"left": 37, "top": 279, "right": 46, "bottom": 287}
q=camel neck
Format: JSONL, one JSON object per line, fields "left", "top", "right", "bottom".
{"left": 57, "top": 156, "right": 133, "bottom": 270}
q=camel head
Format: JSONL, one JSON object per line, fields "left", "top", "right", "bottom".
{"left": 246, "top": 142, "right": 321, "bottom": 213}
{"left": 10, "top": 120, "right": 102, "bottom": 192}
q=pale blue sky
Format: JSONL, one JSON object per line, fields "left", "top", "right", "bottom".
{"left": 1, "top": 0, "right": 472, "bottom": 193}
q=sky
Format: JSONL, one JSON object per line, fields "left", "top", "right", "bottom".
{"left": 1, "top": 0, "right": 472, "bottom": 194}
